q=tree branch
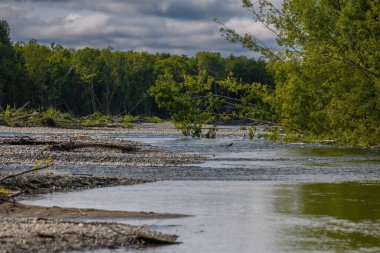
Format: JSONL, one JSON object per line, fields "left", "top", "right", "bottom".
{"left": 0, "top": 164, "right": 54, "bottom": 184}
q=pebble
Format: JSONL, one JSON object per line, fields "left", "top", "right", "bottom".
{"left": 0, "top": 129, "right": 205, "bottom": 167}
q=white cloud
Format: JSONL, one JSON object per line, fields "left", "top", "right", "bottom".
{"left": 24, "top": 12, "right": 110, "bottom": 39}
{"left": 225, "top": 18, "right": 276, "bottom": 40}
{"left": 1, "top": 0, "right": 281, "bottom": 56}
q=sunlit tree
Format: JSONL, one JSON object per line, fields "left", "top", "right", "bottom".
{"left": 220, "top": 0, "right": 380, "bottom": 145}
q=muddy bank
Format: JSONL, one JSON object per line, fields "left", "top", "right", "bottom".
{"left": 0, "top": 217, "right": 179, "bottom": 253}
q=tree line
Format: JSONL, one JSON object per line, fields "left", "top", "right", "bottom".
{"left": 0, "top": 20, "right": 273, "bottom": 118}
{"left": 2, "top": 0, "right": 379, "bottom": 147}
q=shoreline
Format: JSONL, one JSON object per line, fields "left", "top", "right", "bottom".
{"left": 0, "top": 130, "right": 205, "bottom": 167}
{"left": 0, "top": 172, "right": 181, "bottom": 252}
{"left": 0, "top": 122, "right": 248, "bottom": 137}
{"left": 0, "top": 124, "right": 207, "bottom": 252}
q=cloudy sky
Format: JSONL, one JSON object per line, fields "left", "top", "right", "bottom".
{"left": 0, "top": 0, "right": 281, "bottom": 56}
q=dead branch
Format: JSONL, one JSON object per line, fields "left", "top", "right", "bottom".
{"left": 0, "top": 164, "right": 54, "bottom": 184}
{"left": 14, "top": 102, "right": 31, "bottom": 115}
{"left": 107, "top": 225, "right": 179, "bottom": 244}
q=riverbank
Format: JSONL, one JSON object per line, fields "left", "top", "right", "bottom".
{"left": 0, "top": 171, "right": 184, "bottom": 252}
{"left": 0, "top": 127, "right": 205, "bottom": 167}
{"left": 0, "top": 122, "right": 247, "bottom": 137}
{"left": 0, "top": 217, "right": 179, "bottom": 253}
{"left": 0, "top": 124, "right": 207, "bottom": 252}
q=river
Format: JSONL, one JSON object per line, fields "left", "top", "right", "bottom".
{"left": 20, "top": 134, "right": 380, "bottom": 252}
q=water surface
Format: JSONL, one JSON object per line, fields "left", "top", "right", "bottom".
{"left": 7, "top": 133, "right": 380, "bottom": 252}
{"left": 22, "top": 181, "right": 380, "bottom": 253}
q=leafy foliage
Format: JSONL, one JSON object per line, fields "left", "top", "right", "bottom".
{"left": 220, "top": 0, "right": 380, "bottom": 146}
{"left": 3, "top": 105, "right": 11, "bottom": 118}
{"left": 149, "top": 70, "right": 275, "bottom": 136}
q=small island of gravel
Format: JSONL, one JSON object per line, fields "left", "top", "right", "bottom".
{"left": 0, "top": 123, "right": 218, "bottom": 252}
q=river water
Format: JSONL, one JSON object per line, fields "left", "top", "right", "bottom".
{"left": 20, "top": 134, "right": 380, "bottom": 253}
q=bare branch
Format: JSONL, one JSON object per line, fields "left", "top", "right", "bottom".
{"left": 0, "top": 164, "right": 54, "bottom": 184}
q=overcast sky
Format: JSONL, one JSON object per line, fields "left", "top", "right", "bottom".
{"left": 0, "top": 0, "right": 282, "bottom": 56}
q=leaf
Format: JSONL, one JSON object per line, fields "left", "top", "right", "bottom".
{"left": 33, "top": 160, "right": 42, "bottom": 170}
{"left": 0, "top": 185, "right": 11, "bottom": 194}
{"left": 45, "top": 156, "right": 53, "bottom": 166}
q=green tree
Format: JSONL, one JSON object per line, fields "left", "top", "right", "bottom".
{"left": 124, "top": 52, "right": 158, "bottom": 115}
{"left": 0, "top": 20, "right": 27, "bottom": 109}
{"left": 46, "top": 43, "right": 77, "bottom": 111}
{"left": 225, "top": 55, "right": 274, "bottom": 86}
{"left": 16, "top": 40, "right": 52, "bottom": 110}
{"left": 195, "top": 52, "right": 225, "bottom": 80}
{"left": 150, "top": 71, "right": 275, "bottom": 136}
{"left": 72, "top": 48, "right": 101, "bottom": 114}
{"left": 155, "top": 55, "right": 196, "bottom": 82}
{"left": 221, "top": 0, "right": 380, "bottom": 146}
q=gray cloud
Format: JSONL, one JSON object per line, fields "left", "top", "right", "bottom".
{"left": 0, "top": 0, "right": 280, "bottom": 56}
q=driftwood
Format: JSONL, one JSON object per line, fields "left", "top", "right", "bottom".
{"left": 14, "top": 102, "right": 30, "bottom": 115}
{"left": 107, "top": 225, "right": 179, "bottom": 244}
{"left": 48, "top": 141, "right": 139, "bottom": 152}
{"left": 135, "top": 231, "right": 179, "bottom": 244}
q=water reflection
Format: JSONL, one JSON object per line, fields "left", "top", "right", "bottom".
{"left": 273, "top": 182, "right": 380, "bottom": 252}
{"left": 286, "top": 146, "right": 380, "bottom": 158}
{"left": 21, "top": 181, "right": 380, "bottom": 253}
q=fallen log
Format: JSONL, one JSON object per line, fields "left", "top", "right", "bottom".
{"left": 107, "top": 224, "right": 179, "bottom": 244}
{"left": 135, "top": 230, "right": 179, "bottom": 244}
{"left": 48, "top": 141, "right": 139, "bottom": 152}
